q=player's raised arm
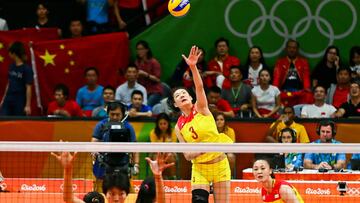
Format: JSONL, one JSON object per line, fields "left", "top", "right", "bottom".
{"left": 182, "top": 46, "right": 209, "bottom": 114}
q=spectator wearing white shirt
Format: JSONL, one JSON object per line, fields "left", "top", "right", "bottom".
{"left": 115, "top": 65, "right": 147, "bottom": 105}
{"left": 301, "top": 85, "right": 336, "bottom": 118}
{"left": 0, "top": 18, "right": 8, "bottom": 30}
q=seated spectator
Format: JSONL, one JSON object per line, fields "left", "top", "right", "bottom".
{"left": 326, "top": 67, "right": 351, "bottom": 108}
{"left": 128, "top": 90, "right": 152, "bottom": 118}
{"left": 278, "top": 128, "right": 303, "bottom": 170}
{"left": 149, "top": 113, "right": 177, "bottom": 179}
{"left": 312, "top": 45, "right": 341, "bottom": 90}
{"left": 273, "top": 39, "right": 312, "bottom": 106}
{"left": 206, "top": 37, "right": 240, "bottom": 89}
{"left": 265, "top": 106, "right": 310, "bottom": 143}
{"left": 78, "top": 0, "right": 111, "bottom": 35}
{"left": 207, "top": 86, "right": 235, "bottom": 118}
{"left": 335, "top": 80, "right": 360, "bottom": 118}
{"left": 251, "top": 69, "right": 281, "bottom": 118}
{"left": 115, "top": 65, "right": 147, "bottom": 105}
{"left": 47, "top": 84, "right": 83, "bottom": 117}
{"left": 304, "top": 120, "right": 346, "bottom": 170}
{"left": 301, "top": 85, "right": 336, "bottom": 118}
{"left": 92, "top": 85, "right": 115, "bottom": 118}
{"left": 221, "top": 66, "right": 252, "bottom": 116}
{"left": 135, "top": 40, "right": 163, "bottom": 107}
{"left": 242, "top": 46, "right": 268, "bottom": 87}
{"left": 169, "top": 47, "right": 207, "bottom": 89}
{"left": 349, "top": 46, "right": 360, "bottom": 79}
{"left": 76, "top": 67, "right": 104, "bottom": 117}
{"left": 68, "top": 18, "right": 84, "bottom": 38}
{"left": 214, "top": 112, "right": 236, "bottom": 177}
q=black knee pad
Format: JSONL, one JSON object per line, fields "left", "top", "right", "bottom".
{"left": 192, "top": 189, "right": 209, "bottom": 203}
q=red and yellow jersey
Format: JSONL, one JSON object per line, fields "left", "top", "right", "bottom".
{"left": 261, "top": 180, "right": 304, "bottom": 203}
{"left": 177, "top": 107, "right": 233, "bottom": 164}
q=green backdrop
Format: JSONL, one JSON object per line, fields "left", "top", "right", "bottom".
{"left": 131, "top": 0, "right": 360, "bottom": 82}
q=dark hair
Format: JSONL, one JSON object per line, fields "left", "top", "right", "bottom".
{"left": 131, "top": 90, "right": 143, "bottom": 99}
{"left": 320, "top": 45, "right": 341, "bottom": 66}
{"left": 283, "top": 106, "right": 294, "bottom": 114}
{"left": 215, "top": 37, "right": 229, "bottom": 47}
{"left": 350, "top": 79, "right": 360, "bottom": 87}
{"left": 126, "top": 63, "right": 138, "bottom": 71}
{"left": 84, "top": 67, "right": 99, "bottom": 77}
{"left": 337, "top": 66, "right": 351, "bottom": 75}
{"left": 136, "top": 40, "right": 153, "bottom": 59}
{"left": 167, "top": 87, "right": 188, "bottom": 112}
{"left": 258, "top": 68, "right": 271, "bottom": 78}
{"left": 102, "top": 172, "right": 130, "bottom": 195}
{"left": 83, "top": 191, "right": 105, "bottom": 203}
{"left": 103, "top": 85, "right": 115, "bottom": 94}
{"left": 314, "top": 85, "right": 326, "bottom": 93}
{"left": 279, "top": 127, "right": 297, "bottom": 143}
{"left": 208, "top": 86, "right": 221, "bottom": 95}
{"left": 135, "top": 177, "right": 156, "bottom": 203}
{"left": 154, "top": 113, "right": 172, "bottom": 140}
{"left": 9, "top": 41, "right": 26, "bottom": 61}
{"left": 286, "top": 39, "right": 300, "bottom": 48}
{"left": 54, "top": 83, "right": 69, "bottom": 98}
{"left": 245, "top": 46, "right": 266, "bottom": 68}
{"left": 107, "top": 101, "right": 126, "bottom": 116}
{"left": 349, "top": 46, "right": 360, "bottom": 67}
{"left": 37, "top": 1, "right": 50, "bottom": 10}
{"left": 214, "top": 112, "right": 229, "bottom": 133}
{"left": 229, "top": 66, "right": 242, "bottom": 74}
{"left": 253, "top": 158, "right": 275, "bottom": 178}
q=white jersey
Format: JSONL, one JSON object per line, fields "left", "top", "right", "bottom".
{"left": 301, "top": 103, "right": 337, "bottom": 118}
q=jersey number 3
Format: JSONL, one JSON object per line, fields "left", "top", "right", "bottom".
{"left": 189, "top": 126, "right": 199, "bottom": 139}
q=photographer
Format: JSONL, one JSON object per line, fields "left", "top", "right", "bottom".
{"left": 91, "top": 101, "right": 139, "bottom": 192}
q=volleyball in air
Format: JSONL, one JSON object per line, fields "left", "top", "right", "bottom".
{"left": 168, "top": 0, "right": 190, "bottom": 17}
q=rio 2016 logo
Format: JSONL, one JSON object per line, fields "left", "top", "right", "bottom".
{"left": 225, "top": 0, "right": 357, "bottom": 58}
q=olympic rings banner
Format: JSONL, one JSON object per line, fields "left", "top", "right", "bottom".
{"left": 132, "top": 0, "right": 360, "bottom": 81}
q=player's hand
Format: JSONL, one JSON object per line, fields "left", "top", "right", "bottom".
{"left": 24, "top": 105, "right": 31, "bottom": 116}
{"left": 182, "top": 46, "right": 201, "bottom": 68}
{"left": 51, "top": 151, "right": 77, "bottom": 170}
{"left": 146, "top": 152, "right": 175, "bottom": 176}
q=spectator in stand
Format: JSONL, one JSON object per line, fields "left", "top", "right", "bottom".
{"left": 301, "top": 85, "right": 336, "bottom": 118}
{"left": 113, "top": 0, "right": 145, "bottom": 37}
{"left": 135, "top": 40, "right": 163, "bottom": 107}
{"left": 68, "top": 18, "right": 84, "bottom": 38}
{"left": 242, "top": 46, "right": 268, "bottom": 87}
{"left": 273, "top": 39, "right": 312, "bottom": 106}
{"left": 149, "top": 113, "right": 177, "bottom": 179}
{"left": 349, "top": 46, "right": 360, "bottom": 79}
{"left": 207, "top": 86, "right": 235, "bottom": 118}
{"left": 251, "top": 69, "right": 281, "bottom": 118}
{"left": 221, "top": 66, "right": 252, "bottom": 117}
{"left": 0, "top": 42, "right": 33, "bottom": 116}
{"left": 304, "top": 120, "right": 346, "bottom": 170}
{"left": 312, "top": 45, "right": 341, "bottom": 90}
{"left": 115, "top": 65, "right": 147, "bottom": 105}
{"left": 326, "top": 67, "right": 351, "bottom": 108}
{"left": 214, "top": 112, "right": 236, "bottom": 178}
{"left": 335, "top": 80, "right": 360, "bottom": 118}
{"left": 128, "top": 90, "right": 152, "bottom": 118}
{"left": 77, "top": 0, "right": 112, "bottom": 34}
{"left": 265, "top": 106, "right": 310, "bottom": 143}
{"left": 205, "top": 37, "right": 240, "bottom": 89}
{"left": 76, "top": 67, "right": 104, "bottom": 117}
{"left": 92, "top": 85, "right": 115, "bottom": 118}
{"left": 169, "top": 47, "right": 207, "bottom": 89}
{"left": 29, "top": 2, "right": 61, "bottom": 36}
{"left": 47, "top": 84, "right": 83, "bottom": 117}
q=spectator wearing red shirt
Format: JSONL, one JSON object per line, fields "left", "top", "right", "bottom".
{"left": 207, "top": 86, "right": 235, "bottom": 118}
{"left": 205, "top": 37, "right": 240, "bottom": 89}
{"left": 273, "top": 39, "right": 313, "bottom": 106}
{"left": 47, "top": 84, "right": 83, "bottom": 117}
{"left": 135, "top": 40, "right": 163, "bottom": 107}
{"left": 326, "top": 67, "right": 351, "bottom": 108}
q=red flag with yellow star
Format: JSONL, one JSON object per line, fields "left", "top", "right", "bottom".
{"left": 31, "top": 32, "right": 129, "bottom": 111}
{"left": 0, "top": 28, "right": 59, "bottom": 115}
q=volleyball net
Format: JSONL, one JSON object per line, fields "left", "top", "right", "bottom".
{"left": 1, "top": 142, "right": 360, "bottom": 203}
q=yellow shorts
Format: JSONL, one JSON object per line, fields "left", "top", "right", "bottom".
{"left": 191, "top": 157, "right": 231, "bottom": 185}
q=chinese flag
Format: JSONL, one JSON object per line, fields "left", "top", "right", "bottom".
{"left": 31, "top": 32, "right": 129, "bottom": 113}
{"left": 0, "top": 28, "right": 59, "bottom": 115}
